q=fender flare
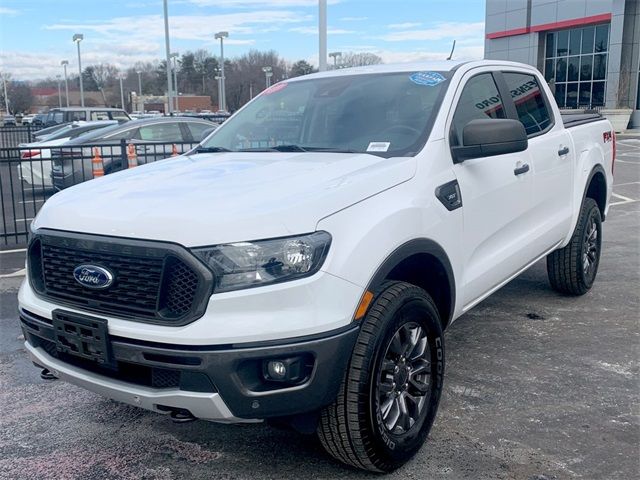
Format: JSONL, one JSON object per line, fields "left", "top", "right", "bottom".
{"left": 364, "top": 238, "right": 456, "bottom": 326}
{"left": 582, "top": 163, "right": 608, "bottom": 221}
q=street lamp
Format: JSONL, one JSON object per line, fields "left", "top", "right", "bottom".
{"left": 72, "top": 33, "right": 84, "bottom": 107}
{"left": 329, "top": 52, "right": 342, "bottom": 69}
{"left": 214, "top": 31, "right": 229, "bottom": 112}
{"left": 214, "top": 68, "right": 222, "bottom": 111}
{"left": 163, "top": 0, "right": 173, "bottom": 114}
{"left": 170, "top": 52, "right": 179, "bottom": 112}
{"left": 262, "top": 66, "right": 273, "bottom": 89}
{"left": 119, "top": 74, "right": 125, "bottom": 111}
{"left": 1, "top": 74, "right": 9, "bottom": 114}
{"left": 61, "top": 60, "right": 69, "bottom": 107}
{"left": 56, "top": 75, "right": 62, "bottom": 108}
{"left": 319, "top": 0, "right": 327, "bottom": 72}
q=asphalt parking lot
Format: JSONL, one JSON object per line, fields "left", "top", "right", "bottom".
{"left": 0, "top": 139, "right": 638, "bottom": 480}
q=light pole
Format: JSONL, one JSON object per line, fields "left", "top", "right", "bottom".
{"left": 262, "top": 66, "right": 273, "bottom": 89}
{"left": 329, "top": 51, "right": 342, "bottom": 69}
{"left": 1, "top": 74, "right": 9, "bottom": 114}
{"left": 163, "top": 0, "right": 173, "bottom": 114}
{"left": 56, "top": 75, "right": 62, "bottom": 107}
{"left": 72, "top": 33, "right": 84, "bottom": 107}
{"left": 214, "top": 31, "right": 229, "bottom": 112}
{"left": 318, "top": 0, "right": 327, "bottom": 72}
{"left": 170, "top": 52, "right": 179, "bottom": 112}
{"left": 61, "top": 60, "right": 69, "bottom": 107}
{"left": 136, "top": 70, "right": 142, "bottom": 96}
{"left": 119, "top": 75, "right": 125, "bottom": 111}
{"left": 214, "top": 70, "right": 222, "bottom": 110}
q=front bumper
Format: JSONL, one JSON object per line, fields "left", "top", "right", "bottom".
{"left": 21, "top": 309, "right": 359, "bottom": 421}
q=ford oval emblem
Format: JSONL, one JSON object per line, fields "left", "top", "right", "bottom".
{"left": 73, "top": 265, "right": 114, "bottom": 289}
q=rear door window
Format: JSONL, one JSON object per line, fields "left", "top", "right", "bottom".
{"left": 451, "top": 73, "right": 506, "bottom": 146}
{"left": 91, "top": 111, "right": 111, "bottom": 120}
{"left": 185, "top": 122, "right": 215, "bottom": 141}
{"left": 67, "top": 111, "right": 86, "bottom": 122}
{"left": 137, "top": 123, "right": 184, "bottom": 142}
{"left": 502, "top": 72, "right": 553, "bottom": 136}
{"left": 109, "top": 110, "right": 130, "bottom": 121}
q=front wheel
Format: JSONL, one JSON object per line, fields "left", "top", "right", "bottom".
{"left": 317, "top": 281, "right": 444, "bottom": 472}
{"left": 547, "top": 197, "right": 602, "bottom": 295}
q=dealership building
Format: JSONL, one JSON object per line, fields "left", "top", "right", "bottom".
{"left": 484, "top": 0, "right": 640, "bottom": 128}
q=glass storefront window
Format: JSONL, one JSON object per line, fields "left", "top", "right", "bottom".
{"left": 544, "top": 24, "right": 609, "bottom": 108}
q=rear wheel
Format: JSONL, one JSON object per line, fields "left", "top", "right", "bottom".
{"left": 317, "top": 281, "right": 444, "bottom": 472}
{"left": 547, "top": 197, "right": 602, "bottom": 295}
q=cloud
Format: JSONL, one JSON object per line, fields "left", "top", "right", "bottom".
{"left": 379, "top": 21, "right": 485, "bottom": 42}
{"left": 45, "top": 11, "right": 309, "bottom": 43}
{"left": 0, "top": 7, "right": 19, "bottom": 15}
{"left": 290, "top": 26, "right": 355, "bottom": 35}
{"left": 340, "top": 16, "right": 368, "bottom": 22}
{"left": 188, "top": 0, "right": 339, "bottom": 7}
{"left": 388, "top": 22, "right": 422, "bottom": 29}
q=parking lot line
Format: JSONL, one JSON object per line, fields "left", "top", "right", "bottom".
{"left": 610, "top": 192, "right": 638, "bottom": 206}
{"left": 0, "top": 248, "right": 26, "bottom": 254}
{"left": 0, "top": 268, "right": 25, "bottom": 278}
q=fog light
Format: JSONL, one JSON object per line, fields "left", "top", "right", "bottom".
{"left": 263, "top": 356, "right": 306, "bottom": 383}
{"left": 267, "top": 360, "right": 287, "bottom": 380}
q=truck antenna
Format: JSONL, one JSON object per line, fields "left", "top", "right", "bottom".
{"left": 447, "top": 40, "right": 456, "bottom": 60}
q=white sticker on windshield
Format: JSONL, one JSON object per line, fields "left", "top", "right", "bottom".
{"left": 367, "top": 142, "right": 391, "bottom": 152}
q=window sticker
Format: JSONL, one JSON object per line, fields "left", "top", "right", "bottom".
{"left": 410, "top": 71, "right": 446, "bottom": 87}
{"left": 367, "top": 142, "right": 391, "bottom": 152}
{"left": 262, "top": 82, "right": 288, "bottom": 95}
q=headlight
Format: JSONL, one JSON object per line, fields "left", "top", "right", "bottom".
{"left": 192, "top": 231, "right": 331, "bottom": 292}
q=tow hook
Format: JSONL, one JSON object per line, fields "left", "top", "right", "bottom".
{"left": 169, "top": 408, "right": 197, "bottom": 423}
{"left": 40, "top": 368, "right": 58, "bottom": 380}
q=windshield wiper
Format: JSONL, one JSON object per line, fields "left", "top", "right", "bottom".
{"left": 192, "top": 146, "right": 232, "bottom": 153}
{"left": 238, "top": 144, "right": 308, "bottom": 152}
{"left": 302, "top": 147, "right": 360, "bottom": 153}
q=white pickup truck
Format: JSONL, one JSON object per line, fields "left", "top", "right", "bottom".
{"left": 19, "top": 60, "right": 614, "bottom": 472}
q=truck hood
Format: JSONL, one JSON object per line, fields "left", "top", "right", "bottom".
{"left": 34, "top": 151, "right": 416, "bottom": 246}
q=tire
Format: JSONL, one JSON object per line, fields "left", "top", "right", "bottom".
{"left": 317, "top": 281, "right": 445, "bottom": 472}
{"left": 547, "top": 197, "right": 602, "bottom": 295}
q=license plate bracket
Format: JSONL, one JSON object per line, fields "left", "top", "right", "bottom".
{"left": 52, "top": 310, "right": 116, "bottom": 369}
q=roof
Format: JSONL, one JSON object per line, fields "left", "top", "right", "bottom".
{"left": 286, "top": 59, "right": 540, "bottom": 83}
{"left": 49, "top": 107, "right": 127, "bottom": 112}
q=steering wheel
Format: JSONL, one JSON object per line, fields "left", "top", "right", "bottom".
{"left": 379, "top": 124, "right": 422, "bottom": 136}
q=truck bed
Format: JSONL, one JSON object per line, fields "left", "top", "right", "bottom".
{"left": 561, "top": 112, "right": 605, "bottom": 129}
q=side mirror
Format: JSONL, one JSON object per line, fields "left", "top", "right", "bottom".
{"left": 451, "top": 118, "right": 527, "bottom": 163}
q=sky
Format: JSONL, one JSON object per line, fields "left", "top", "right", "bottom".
{"left": 0, "top": 0, "right": 487, "bottom": 80}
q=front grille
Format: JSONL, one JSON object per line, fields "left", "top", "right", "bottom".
{"left": 41, "top": 243, "right": 163, "bottom": 317}
{"left": 28, "top": 231, "right": 213, "bottom": 325}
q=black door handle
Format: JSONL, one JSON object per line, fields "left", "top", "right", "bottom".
{"left": 558, "top": 146, "right": 570, "bottom": 156}
{"left": 514, "top": 164, "right": 530, "bottom": 176}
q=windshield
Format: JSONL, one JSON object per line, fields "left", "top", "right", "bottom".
{"left": 201, "top": 71, "right": 449, "bottom": 157}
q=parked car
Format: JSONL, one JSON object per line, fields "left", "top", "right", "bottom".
{"left": 21, "top": 114, "right": 35, "bottom": 124}
{"left": 51, "top": 116, "right": 217, "bottom": 189}
{"left": 1, "top": 115, "right": 16, "bottom": 126}
{"left": 20, "top": 61, "right": 614, "bottom": 472}
{"left": 43, "top": 107, "right": 130, "bottom": 127}
{"left": 17, "top": 121, "right": 117, "bottom": 187}
{"left": 31, "top": 113, "right": 47, "bottom": 126}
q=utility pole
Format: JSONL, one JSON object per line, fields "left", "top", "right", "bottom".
{"left": 163, "top": 0, "right": 173, "bottom": 114}
{"left": 318, "top": 0, "right": 327, "bottom": 71}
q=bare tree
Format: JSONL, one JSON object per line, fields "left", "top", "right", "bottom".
{"left": 338, "top": 52, "right": 383, "bottom": 68}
